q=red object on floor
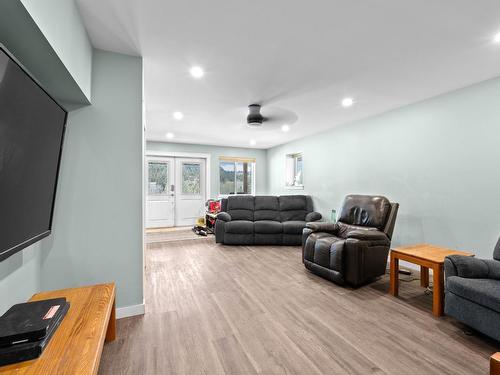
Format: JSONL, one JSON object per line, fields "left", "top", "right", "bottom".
{"left": 208, "top": 200, "right": 221, "bottom": 214}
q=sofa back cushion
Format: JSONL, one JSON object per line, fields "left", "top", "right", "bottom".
{"left": 254, "top": 196, "right": 280, "bottom": 221}
{"left": 338, "top": 195, "right": 390, "bottom": 230}
{"left": 279, "top": 195, "right": 310, "bottom": 222}
{"left": 227, "top": 195, "right": 254, "bottom": 221}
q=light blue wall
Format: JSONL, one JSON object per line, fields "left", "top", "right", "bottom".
{"left": 40, "top": 50, "right": 144, "bottom": 309}
{"left": 20, "top": 0, "right": 92, "bottom": 101}
{"left": 147, "top": 142, "right": 268, "bottom": 198}
{"left": 0, "top": 246, "right": 41, "bottom": 314}
{"left": 267, "top": 76, "right": 500, "bottom": 259}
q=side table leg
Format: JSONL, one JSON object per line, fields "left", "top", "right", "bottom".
{"left": 390, "top": 253, "right": 399, "bottom": 296}
{"left": 420, "top": 266, "right": 429, "bottom": 288}
{"left": 490, "top": 352, "right": 500, "bottom": 375}
{"left": 105, "top": 298, "right": 116, "bottom": 342}
{"left": 432, "top": 264, "right": 444, "bottom": 317}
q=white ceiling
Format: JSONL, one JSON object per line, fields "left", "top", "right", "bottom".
{"left": 76, "top": 0, "right": 500, "bottom": 149}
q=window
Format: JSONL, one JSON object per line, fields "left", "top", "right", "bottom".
{"left": 182, "top": 163, "right": 201, "bottom": 194}
{"left": 148, "top": 161, "right": 169, "bottom": 195}
{"left": 219, "top": 157, "right": 255, "bottom": 195}
{"left": 286, "top": 153, "right": 303, "bottom": 188}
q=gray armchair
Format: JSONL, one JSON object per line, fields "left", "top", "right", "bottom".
{"left": 444, "top": 237, "right": 500, "bottom": 342}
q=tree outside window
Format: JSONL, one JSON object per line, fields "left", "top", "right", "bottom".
{"left": 219, "top": 158, "right": 254, "bottom": 195}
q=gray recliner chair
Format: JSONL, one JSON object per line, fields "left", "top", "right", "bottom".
{"left": 444, "top": 237, "right": 500, "bottom": 342}
{"left": 302, "top": 195, "right": 399, "bottom": 287}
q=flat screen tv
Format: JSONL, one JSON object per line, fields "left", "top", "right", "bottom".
{"left": 0, "top": 45, "right": 67, "bottom": 261}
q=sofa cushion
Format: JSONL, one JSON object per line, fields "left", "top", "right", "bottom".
{"left": 254, "top": 210, "right": 280, "bottom": 221}
{"left": 225, "top": 220, "right": 254, "bottom": 234}
{"left": 279, "top": 195, "right": 308, "bottom": 221}
{"left": 338, "top": 195, "right": 390, "bottom": 230}
{"left": 254, "top": 196, "right": 280, "bottom": 221}
{"left": 254, "top": 220, "right": 282, "bottom": 234}
{"left": 447, "top": 276, "right": 500, "bottom": 313}
{"left": 255, "top": 196, "right": 279, "bottom": 210}
{"left": 280, "top": 210, "right": 307, "bottom": 221}
{"left": 228, "top": 209, "right": 254, "bottom": 221}
{"left": 283, "top": 221, "right": 307, "bottom": 235}
{"left": 279, "top": 195, "right": 307, "bottom": 210}
{"left": 227, "top": 195, "right": 254, "bottom": 210}
{"left": 226, "top": 195, "right": 255, "bottom": 221}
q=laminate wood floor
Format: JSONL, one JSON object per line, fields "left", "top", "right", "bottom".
{"left": 99, "top": 239, "right": 498, "bottom": 375}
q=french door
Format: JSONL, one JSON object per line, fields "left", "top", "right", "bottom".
{"left": 174, "top": 158, "right": 206, "bottom": 226}
{"left": 146, "top": 156, "right": 206, "bottom": 228}
{"left": 146, "top": 157, "right": 175, "bottom": 228}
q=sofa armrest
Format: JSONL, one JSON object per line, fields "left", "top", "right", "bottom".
{"left": 445, "top": 255, "right": 488, "bottom": 279}
{"left": 305, "top": 212, "right": 322, "bottom": 222}
{"left": 217, "top": 212, "right": 232, "bottom": 222}
{"left": 306, "top": 222, "right": 338, "bottom": 233}
{"left": 346, "top": 230, "right": 390, "bottom": 246}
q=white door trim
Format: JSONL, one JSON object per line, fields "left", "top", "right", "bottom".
{"left": 145, "top": 151, "right": 211, "bottom": 212}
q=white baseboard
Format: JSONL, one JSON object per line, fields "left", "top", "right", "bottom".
{"left": 116, "top": 303, "right": 145, "bottom": 319}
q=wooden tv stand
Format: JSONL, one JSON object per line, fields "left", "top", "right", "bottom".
{"left": 0, "top": 283, "right": 116, "bottom": 374}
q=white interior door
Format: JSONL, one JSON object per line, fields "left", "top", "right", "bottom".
{"left": 175, "top": 158, "right": 206, "bottom": 227}
{"left": 146, "top": 157, "right": 175, "bottom": 228}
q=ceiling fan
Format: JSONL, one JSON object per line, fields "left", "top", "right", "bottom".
{"left": 246, "top": 104, "right": 297, "bottom": 128}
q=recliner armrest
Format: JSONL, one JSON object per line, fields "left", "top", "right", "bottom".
{"left": 306, "top": 222, "right": 338, "bottom": 233}
{"left": 217, "top": 212, "right": 232, "bottom": 222}
{"left": 445, "top": 255, "right": 488, "bottom": 279}
{"left": 305, "top": 212, "right": 322, "bottom": 222}
{"left": 346, "top": 230, "right": 389, "bottom": 245}
{"left": 485, "top": 259, "right": 500, "bottom": 280}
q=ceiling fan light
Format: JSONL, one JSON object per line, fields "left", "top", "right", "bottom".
{"left": 342, "top": 97, "right": 354, "bottom": 107}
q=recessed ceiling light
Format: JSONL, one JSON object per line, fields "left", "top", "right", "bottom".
{"left": 166, "top": 132, "right": 175, "bottom": 139}
{"left": 494, "top": 32, "right": 500, "bottom": 43}
{"left": 341, "top": 97, "right": 354, "bottom": 108}
{"left": 173, "top": 111, "right": 184, "bottom": 120}
{"left": 189, "top": 66, "right": 204, "bottom": 78}
{"left": 281, "top": 124, "right": 290, "bottom": 132}
{"left": 249, "top": 139, "right": 256, "bottom": 146}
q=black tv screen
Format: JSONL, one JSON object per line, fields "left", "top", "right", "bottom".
{"left": 0, "top": 46, "right": 67, "bottom": 261}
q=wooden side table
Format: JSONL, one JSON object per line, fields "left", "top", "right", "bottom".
{"left": 390, "top": 244, "right": 473, "bottom": 317}
{"left": 0, "top": 283, "right": 116, "bottom": 374}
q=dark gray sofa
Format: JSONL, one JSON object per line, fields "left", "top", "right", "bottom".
{"left": 444, "top": 237, "right": 500, "bottom": 342}
{"left": 302, "top": 195, "right": 399, "bottom": 287}
{"left": 215, "top": 195, "right": 321, "bottom": 245}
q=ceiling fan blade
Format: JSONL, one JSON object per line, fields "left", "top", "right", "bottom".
{"left": 262, "top": 107, "right": 298, "bottom": 125}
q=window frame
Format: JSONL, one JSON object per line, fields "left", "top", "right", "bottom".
{"left": 285, "top": 152, "right": 304, "bottom": 190}
{"left": 218, "top": 157, "right": 256, "bottom": 197}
